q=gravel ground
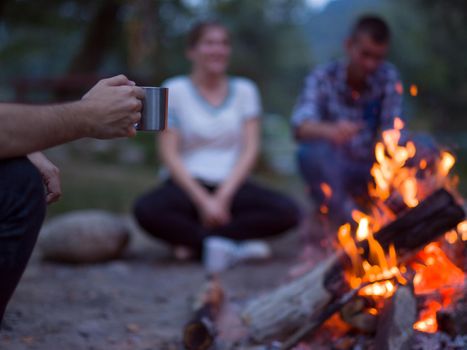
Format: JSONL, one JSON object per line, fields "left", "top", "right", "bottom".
{"left": 0, "top": 218, "right": 314, "bottom": 350}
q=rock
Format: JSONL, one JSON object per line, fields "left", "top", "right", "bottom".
{"left": 39, "top": 210, "right": 130, "bottom": 264}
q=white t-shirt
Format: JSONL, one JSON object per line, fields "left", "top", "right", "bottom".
{"left": 162, "top": 76, "right": 261, "bottom": 184}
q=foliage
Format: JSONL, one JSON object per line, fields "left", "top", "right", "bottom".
{"left": 0, "top": 0, "right": 312, "bottom": 165}
{"left": 0, "top": 0, "right": 311, "bottom": 117}
{"left": 399, "top": 0, "right": 467, "bottom": 131}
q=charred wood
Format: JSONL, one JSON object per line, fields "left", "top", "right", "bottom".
{"left": 183, "top": 277, "right": 224, "bottom": 350}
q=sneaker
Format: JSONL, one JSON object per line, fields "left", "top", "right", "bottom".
{"left": 203, "top": 237, "right": 239, "bottom": 274}
{"left": 203, "top": 237, "right": 272, "bottom": 274}
{"left": 237, "top": 240, "right": 272, "bottom": 261}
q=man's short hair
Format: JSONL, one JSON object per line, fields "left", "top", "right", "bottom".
{"left": 350, "top": 15, "right": 390, "bottom": 43}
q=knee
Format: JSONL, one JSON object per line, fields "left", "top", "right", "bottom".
{"left": 0, "top": 158, "right": 46, "bottom": 236}
{"left": 274, "top": 197, "right": 302, "bottom": 230}
{"left": 132, "top": 194, "right": 167, "bottom": 232}
{"left": 0, "top": 158, "right": 45, "bottom": 268}
{"left": 132, "top": 197, "right": 152, "bottom": 228}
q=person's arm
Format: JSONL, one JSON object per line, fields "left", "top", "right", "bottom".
{"left": 296, "top": 119, "right": 361, "bottom": 144}
{"left": 215, "top": 118, "right": 259, "bottom": 204}
{"left": 27, "top": 152, "right": 61, "bottom": 204}
{"left": 292, "top": 72, "right": 360, "bottom": 144}
{"left": 0, "top": 75, "right": 144, "bottom": 159}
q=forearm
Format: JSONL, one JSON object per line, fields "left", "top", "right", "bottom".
{"left": 0, "top": 102, "right": 88, "bottom": 158}
{"left": 294, "top": 120, "right": 334, "bottom": 141}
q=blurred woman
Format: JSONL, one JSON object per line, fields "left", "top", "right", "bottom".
{"left": 133, "top": 21, "right": 300, "bottom": 271}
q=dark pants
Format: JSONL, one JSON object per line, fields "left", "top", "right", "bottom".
{"left": 297, "top": 141, "right": 373, "bottom": 225}
{"left": 0, "top": 157, "right": 46, "bottom": 325}
{"left": 133, "top": 179, "right": 301, "bottom": 253}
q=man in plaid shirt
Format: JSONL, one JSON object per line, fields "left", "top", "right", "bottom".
{"left": 292, "top": 15, "right": 403, "bottom": 225}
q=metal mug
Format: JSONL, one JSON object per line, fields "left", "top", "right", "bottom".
{"left": 136, "top": 87, "right": 168, "bottom": 131}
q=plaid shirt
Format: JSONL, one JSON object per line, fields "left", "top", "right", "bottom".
{"left": 291, "top": 60, "right": 403, "bottom": 160}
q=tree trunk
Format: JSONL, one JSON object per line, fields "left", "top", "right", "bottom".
{"left": 68, "top": 0, "right": 120, "bottom": 75}
{"left": 55, "top": 0, "right": 121, "bottom": 100}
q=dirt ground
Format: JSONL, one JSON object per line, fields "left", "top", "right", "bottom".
{"left": 1, "top": 218, "right": 325, "bottom": 350}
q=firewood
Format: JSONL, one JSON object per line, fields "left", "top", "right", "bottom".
{"left": 242, "top": 254, "right": 340, "bottom": 342}
{"left": 339, "top": 296, "right": 378, "bottom": 333}
{"left": 277, "top": 282, "right": 371, "bottom": 350}
{"left": 183, "top": 277, "right": 224, "bottom": 350}
{"left": 242, "top": 189, "right": 464, "bottom": 343}
{"left": 374, "top": 285, "right": 417, "bottom": 350}
{"left": 369, "top": 189, "right": 464, "bottom": 256}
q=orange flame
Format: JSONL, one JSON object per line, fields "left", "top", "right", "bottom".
{"left": 412, "top": 243, "right": 465, "bottom": 333}
{"left": 410, "top": 84, "right": 418, "bottom": 97}
{"left": 394, "top": 117, "right": 404, "bottom": 130}
{"left": 457, "top": 220, "right": 467, "bottom": 241}
{"left": 369, "top": 118, "right": 419, "bottom": 208}
{"left": 419, "top": 159, "right": 427, "bottom": 170}
{"left": 338, "top": 215, "right": 406, "bottom": 299}
{"left": 413, "top": 301, "right": 441, "bottom": 333}
{"left": 439, "top": 151, "right": 455, "bottom": 178}
{"left": 444, "top": 230, "right": 458, "bottom": 244}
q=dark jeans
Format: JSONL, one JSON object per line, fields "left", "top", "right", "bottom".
{"left": 0, "top": 157, "right": 46, "bottom": 325}
{"left": 133, "top": 179, "right": 301, "bottom": 253}
{"left": 297, "top": 141, "right": 373, "bottom": 225}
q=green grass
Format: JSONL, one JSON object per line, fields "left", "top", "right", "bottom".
{"left": 45, "top": 157, "right": 307, "bottom": 219}
{"left": 46, "top": 160, "right": 157, "bottom": 218}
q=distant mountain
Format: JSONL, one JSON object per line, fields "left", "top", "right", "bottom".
{"left": 303, "top": 0, "right": 390, "bottom": 64}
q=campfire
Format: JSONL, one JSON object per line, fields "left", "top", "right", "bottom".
{"left": 336, "top": 117, "right": 466, "bottom": 337}
{"left": 184, "top": 119, "right": 466, "bottom": 350}
{"left": 238, "top": 118, "right": 465, "bottom": 350}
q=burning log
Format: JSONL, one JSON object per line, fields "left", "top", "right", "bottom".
{"left": 183, "top": 277, "right": 224, "bottom": 350}
{"left": 368, "top": 189, "right": 464, "bottom": 256}
{"left": 374, "top": 284, "right": 417, "bottom": 350}
{"left": 340, "top": 296, "right": 378, "bottom": 333}
{"left": 242, "top": 254, "right": 340, "bottom": 343}
{"left": 242, "top": 189, "right": 465, "bottom": 343}
{"left": 277, "top": 281, "right": 380, "bottom": 350}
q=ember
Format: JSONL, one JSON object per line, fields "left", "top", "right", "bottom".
{"left": 412, "top": 243, "right": 465, "bottom": 333}
{"left": 320, "top": 182, "right": 332, "bottom": 215}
